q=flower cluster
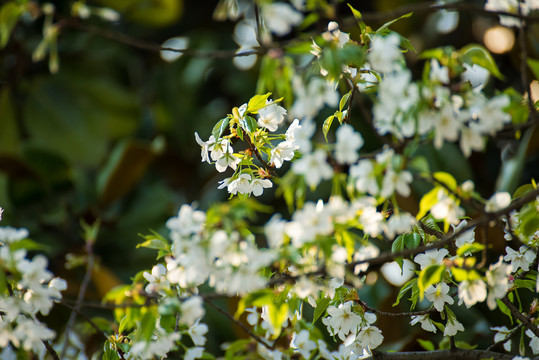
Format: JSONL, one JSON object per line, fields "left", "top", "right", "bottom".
{"left": 0, "top": 224, "right": 67, "bottom": 357}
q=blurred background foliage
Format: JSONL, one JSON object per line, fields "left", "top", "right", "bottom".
{"left": 1, "top": 0, "right": 539, "bottom": 354}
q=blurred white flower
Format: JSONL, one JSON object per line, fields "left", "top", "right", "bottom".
{"left": 160, "top": 37, "right": 189, "bottom": 62}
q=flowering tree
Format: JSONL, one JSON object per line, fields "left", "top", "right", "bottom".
{"left": 1, "top": 0, "right": 539, "bottom": 359}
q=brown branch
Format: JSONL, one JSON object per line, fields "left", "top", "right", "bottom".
{"left": 367, "top": 349, "right": 535, "bottom": 360}
{"left": 67, "top": 21, "right": 264, "bottom": 58}
{"left": 500, "top": 297, "right": 539, "bottom": 338}
{"left": 357, "top": 299, "right": 435, "bottom": 318}
{"left": 350, "top": 187, "right": 539, "bottom": 269}
{"left": 61, "top": 220, "right": 99, "bottom": 358}
{"left": 58, "top": 300, "right": 109, "bottom": 342}
{"left": 42, "top": 340, "right": 60, "bottom": 360}
{"left": 204, "top": 297, "right": 274, "bottom": 351}
{"left": 244, "top": 132, "right": 277, "bottom": 177}
{"left": 486, "top": 320, "right": 526, "bottom": 351}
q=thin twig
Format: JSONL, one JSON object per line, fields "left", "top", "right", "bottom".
{"left": 486, "top": 320, "right": 527, "bottom": 351}
{"left": 61, "top": 221, "right": 99, "bottom": 358}
{"left": 204, "top": 297, "right": 274, "bottom": 351}
{"left": 42, "top": 340, "right": 60, "bottom": 360}
{"left": 58, "top": 300, "right": 109, "bottom": 342}
{"left": 357, "top": 299, "right": 435, "bottom": 318}
{"left": 67, "top": 21, "right": 264, "bottom": 58}
{"left": 501, "top": 297, "right": 539, "bottom": 338}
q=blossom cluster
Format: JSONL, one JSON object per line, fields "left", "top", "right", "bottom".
{"left": 0, "top": 224, "right": 67, "bottom": 358}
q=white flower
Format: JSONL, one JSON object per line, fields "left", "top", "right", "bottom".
{"left": 458, "top": 278, "right": 487, "bottom": 307}
{"left": 292, "top": 149, "right": 333, "bottom": 188}
{"left": 444, "top": 317, "right": 464, "bottom": 336}
{"left": 474, "top": 95, "right": 511, "bottom": 134}
{"left": 215, "top": 151, "right": 240, "bottom": 173}
{"left": 357, "top": 326, "right": 384, "bottom": 349}
{"left": 433, "top": 102, "right": 464, "bottom": 149}
{"left": 261, "top": 2, "right": 303, "bottom": 36}
{"left": 0, "top": 226, "right": 29, "bottom": 244}
{"left": 322, "top": 301, "right": 362, "bottom": 341}
{"left": 350, "top": 160, "right": 379, "bottom": 196}
{"left": 430, "top": 59, "right": 449, "bottom": 84}
{"left": 185, "top": 347, "right": 204, "bottom": 360}
{"left": 485, "top": 192, "right": 511, "bottom": 212}
{"left": 257, "top": 101, "right": 287, "bottom": 132}
{"left": 180, "top": 297, "right": 205, "bottom": 326}
{"left": 414, "top": 248, "right": 449, "bottom": 270}
{"left": 334, "top": 124, "right": 364, "bottom": 164}
{"left": 322, "top": 21, "right": 350, "bottom": 47}
{"left": 504, "top": 246, "right": 536, "bottom": 272}
{"left": 525, "top": 329, "right": 539, "bottom": 354}
{"left": 290, "top": 330, "right": 317, "bottom": 359}
{"left": 491, "top": 325, "right": 512, "bottom": 352}
{"left": 264, "top": 214, "right": 287, "bottom": 248}
{"left": 194, "top": 133, "right": 215, "bottom": 164}
{"left": 354, "top": 244, "right": 380, "bottom": 275}
{"left": 251, "top": 177, "right": 272, "bottom": 196}
{"left": 453, "top": 220, "right": 476, "bottom": 249}
{"left": 188, "top": 321, "right": 208, "bottom": 346}
{"left": 410, "top": 315, "right": 437, "bottom": 333}
{"left": 161, "top": 36, "right": 189, "bottom": 62}
{"left": 430, "top": 190, "right": 464, "bottom": 225}
{"left": 384, "top": 213, "right": 415, "bottom": 239}
{"left": 381, "top": 168, "right": 413, "bottom": 199}
{"left": 486, "top": 256, "right": 512, "bottom": 310}
{"left": 425, "top": 282, "right": 454, "bottom": 312}
{"left": 286, "top": 201, "right": 333, "bottom": 247}
{"left": 368, "top": 34, "right": 402, "bottom": 73}
{"left": 270, "top": 141, "right": 295, "bottom": 168}
{"left": 166, "top": 204, "right": 206, "bottom": 237}
{"left": 286, "top": 118, "right": 315, "bottom": 152}
{"left": 460, "top": 124, "right": 484, "bottom": 157}
{"left": 143, "top": 264, "right": 169, "bottom": 294}
{"left": 485, "top": 0, "right": 528, "bottom": 27}
{"left": 229, "top": 173, "right": 253, "bottom": 195}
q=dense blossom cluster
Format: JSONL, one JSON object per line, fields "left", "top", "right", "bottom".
{"left": 0, "top": 222, "right": 67, "bottom": 357}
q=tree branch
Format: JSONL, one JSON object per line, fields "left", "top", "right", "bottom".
{"left": 367, "top": 349, "right": 537, "bottom": 360}
{"left": 204, "top": 297, "right": 274, "bottom": 351}
{"left": 501, "top": 297, "right": 539, "bottom": 338}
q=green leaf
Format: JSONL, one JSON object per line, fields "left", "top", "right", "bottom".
{"left": 339, "top": 91, "right": 352, "bottom": 111}
{"left": 247, "top": 93, "right": 272, "bottom": 113}
{"left": 456, "top": 242, "right": 484, "bottom": 256}
{"left": 514, "top": 279, "right": 537, "bottom": 292}
{"left": 322, "top": 115, "right": 335, "bottom": 142}
{"left": 0, "top": 2, "right": 23, "bottom": 48}
{"left": 513, "top": 183, "right": 535, "bottom": 199}
{"left": 433, "top": 171, "right": 457, "bottom": 191}
{"left": 391, "top": 234, "right": 405, "bottom": 253}
{"left": 137, "top": 310, "right": 157, "bottom": 341}
{"left": 393, "top": 278, "right": 416, "bottom": 307}
{"left": 313, "top": 297, "right": 331, "bottom": 325}
{"left": 459, "top": 44, "right": 504, "bottom": 80}
{"left": 417, "top": 187, "right": 440, "bottom": 220}
{"left": 136, "top": 237, "right": 170, "bottom": 252}
{"left": 496, "top": 298, "right": 513, "bottom": 324}
{"left": 527, "top": 58, "right": 539, "bottom": 81}
{"left": 404, "top": 233, "right": 421, "bottom": 249}
{"left": 417, "top": 339, "right": 435, "bottom": 351}
{"left": 377, "top": 12, "right": 413, "bottom": 32}
{"left": 239, "top": 115, "right": 258, "bottom": 134}
{"left": 118, "top": 315, "right": 129, "bottom": 334}
{"left": 103, "top": 341, "right": 120, "bottom": 360}
{"left": 212, "top": 117, "right": 230, "bottom": 140}
{"left": 418, "top": 264, "right": 445, "bottom": 300}
{"left": 451, "top": 267, "right": 468, "bottom": 282}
